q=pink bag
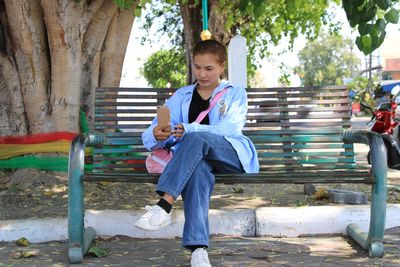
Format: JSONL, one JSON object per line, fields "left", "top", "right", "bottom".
{"left": 145, "top": 148, "right": 174, "bottom": 174}
{"left": 145, "top": 87, "right": 228, "bottom": 173}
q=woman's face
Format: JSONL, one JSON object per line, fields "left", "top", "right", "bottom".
{"left": 193, "top": 53, "right": 224, "bottom": 90}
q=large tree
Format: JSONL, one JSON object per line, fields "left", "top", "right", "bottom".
{"left": 141, "top": 48, "right": 186, "bottom": 88}
{"left": 0, "top": 0, "right": 139, "bottom": 135}
{"left": 294, "top": 33, "right": 360, "bottom": 86}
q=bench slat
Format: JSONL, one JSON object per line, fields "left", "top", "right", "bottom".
{"left": 84, "top": 171, "right": 372, "bottom": 184}
{"left": 93, "top": 106, "right": 351, "bottom": 114}
{"left": 94, "top": 113, "right": 351, "bottom": 121}
{"left": 94, "top": 121, "right": 352, "bottom": 130}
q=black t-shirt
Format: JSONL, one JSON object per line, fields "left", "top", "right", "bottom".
{"left": 189, "top": 88, "right": 211, "bottom": 124}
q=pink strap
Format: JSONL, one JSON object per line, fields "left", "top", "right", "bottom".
{"left": 195, "top": 87, "right": 228, "bottom": 123}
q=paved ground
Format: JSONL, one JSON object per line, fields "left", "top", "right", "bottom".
{"left": 0, "top": 227, "right": 399, "bottom": 266}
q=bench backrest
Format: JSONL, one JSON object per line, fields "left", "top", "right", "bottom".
{"left": 93, "top": 86, "right": 354, "bottom": 173}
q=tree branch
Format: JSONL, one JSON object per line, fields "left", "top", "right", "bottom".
{"left": 82, "top": 0, "right": 117, "bottom": 59}
{"left": 4, "top": 0, "right": 51, "bottom": 133}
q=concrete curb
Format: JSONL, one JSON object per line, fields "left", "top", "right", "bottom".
{"left": 256, "top": 204, "right": 400, "bottom": 237}
{"left": 1, "top": 205, "right": 399, "bottom": 243}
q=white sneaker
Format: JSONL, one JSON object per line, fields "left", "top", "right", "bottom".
{"left": 134, "top": 205, "right": 172, "bottom": 231}
{"left": 191, "top": 248, "right": 211, "bottom": 267}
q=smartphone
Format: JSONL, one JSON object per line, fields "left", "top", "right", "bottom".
{"left": 157, "top": 106, "right": 170, "bottom": 128}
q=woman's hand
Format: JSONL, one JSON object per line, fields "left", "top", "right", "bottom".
{"left": 172, "top": 124, "right": 185, "bottom": 139}
{"left": 153, "top": 124, "right": 171, "bottom": 141}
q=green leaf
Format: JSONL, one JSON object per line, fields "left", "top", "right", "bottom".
{"left": 376, "top": 0, "right": 391, "bottom": 11}
{"left": 370, "top": 24, "right": 380, "bottom": 37}
{"left": 239, "top": 0, "right": 248, "bottom": 11}
{"left": 342, "top": 0, "right": 352, "bottom": 14}
{"left": 361, "top": 35, "right": 372, "bottom": 55}
{"left": 22, "top": 249, "right": 39, "bottom": 258}
{"left": 355, "top": 36, "right": 363, "bottom": 52}
{"left": 376, "top": 18, "right": 386, "bottom": 31}
{"left": 384, "top": 8, "right": 399, "bottom": 23}
{"left": 134, "top": 6, "right": 142, "bottom": 17}
{"left": 16, "top": 237, "right": 30, "bottom": 247}
{"left": 232, "top": 187, "right": 244, "bottom": 194}
{"left": 353, "top": 0, "right": 365, "bottom": 7}
{"left": 349, "top": 13, "right": 360, "bottom": 27}
{"left": 88, "top": 246, "right": 108, "bottom": 258}
{"left": 358, "top": 23, "right": 373, "bottom": 35}
{"left": 376, "top": 30, "right": 386, "bottom": 48}
{"left": 361, "top": 4, "right": 377, "bottom": 23}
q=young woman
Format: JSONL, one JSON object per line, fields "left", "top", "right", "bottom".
{"left": 136, "top": 40, "right": 259, "bottom": 267}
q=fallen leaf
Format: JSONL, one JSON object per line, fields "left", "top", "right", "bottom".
{"left": 11, "top": 249, "right": 39, "bottom": 259}
{"left": 314, "top": 188, "right": 329, "bottom": 200}
{"left": 11, "top": 251, "right": 22, "bottom": 259}
{"left": 16, "top": 237, "right": 30, "bottom": 246}
{"left": 22, "top": 249, "right": 39, "bottom": 258}
{"left": 88, "top": 245, "right": 108, "bottom": 258}
{"left": 232, "top": 187, "right": 244, "bottom": 194}
{"left": 43, "top": 190, "right": 55, "bottom": 196}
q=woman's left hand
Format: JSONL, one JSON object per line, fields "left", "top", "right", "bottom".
{"left": 172, "top": 124, "right": 185, "bottom": 139}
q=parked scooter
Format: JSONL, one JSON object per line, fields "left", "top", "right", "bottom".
{"left": 361, "top": 86, "right": 400, "bottom": 169}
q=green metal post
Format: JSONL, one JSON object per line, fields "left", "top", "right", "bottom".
{"left": 343, "top": 130, "right": 387, "bottom": 258}
{"left": 202, "top": 0, "right": 208, "bottom": 31}
{"left": 68, "top": 134, "right": 104, "bottom": 263}
{"left": 68, "top": 134, "right": 86, "bottom": 263}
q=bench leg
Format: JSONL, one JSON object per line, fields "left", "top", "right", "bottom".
{"left": 68, "top": 227, "right": 96, "bottom": 263}
{"left": 347, "top": 134, "right": 387, "bottom": 258}
{"left": 68, "top": 135, "right": 96, "bottom": 263}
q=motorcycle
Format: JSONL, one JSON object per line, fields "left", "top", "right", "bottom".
{"left": 361, "top": 85, "right": 400, "bottom": 170}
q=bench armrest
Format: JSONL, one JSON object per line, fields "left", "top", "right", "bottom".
{"left": 342, "top": 129, "right": 387, "bottom": 180}
{"left": 342, "top": 129, "right": 387, "bottom": 252}
{"left": 68, "top": 134, "right": 105, "bottom": 256}
{"left": 68, "top": 133, "right": 105, "bottom": 175}
{"left": 342, "top": 129, "right": 387, "bottom": 171}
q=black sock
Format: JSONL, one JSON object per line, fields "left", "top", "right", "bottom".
{"left": 157, "top": 198, "right": 172, "bottom": 214}
{"left": 187, "top": 245, "right": 207, "bottom": 252}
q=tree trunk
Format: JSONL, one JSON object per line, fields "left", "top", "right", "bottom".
{"left": 0, "top": 0, "right": 138, "bottom": 135}
{"left": 179, "top": 0, "right": 202, "bottom": 85}
{"left": 0, "top": 0, "right": 27, "bottom": 135}
{"left": 179, "top": 0, "right": 231, "bottom": 84}
{"left": 4, "top": 0, "right": 52, "bottom": 133}
{"left": 208, "top": 0, "right": 232, "bottom": 46}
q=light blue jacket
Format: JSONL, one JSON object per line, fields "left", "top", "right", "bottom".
{"left": 142, "top": 81, "right": 259, "bottom": 173}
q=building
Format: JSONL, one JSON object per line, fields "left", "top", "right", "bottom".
{"left": 380, "top": 36, "right": 400, "bottom": 80}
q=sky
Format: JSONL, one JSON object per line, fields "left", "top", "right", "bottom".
{"left": 119, "top": 5, "right": 400, "bottom": 88}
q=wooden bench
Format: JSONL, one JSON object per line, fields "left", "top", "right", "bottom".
{"left": 68, "top": 85, "right": 387, "bottom": 263}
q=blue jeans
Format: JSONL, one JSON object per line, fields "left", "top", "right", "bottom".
{"left": 156, "top": 132, "right": 244, "bottom": 249}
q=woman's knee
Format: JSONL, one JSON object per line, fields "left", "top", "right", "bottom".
{"left": 182, "top": 132, "right": 203, "bottom": 144}
{"left": 183, "top": 132, "right": 214, "bottom": 144}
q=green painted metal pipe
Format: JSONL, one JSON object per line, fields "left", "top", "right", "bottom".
{"left": 84, "top": 227, "right": 96, "bottom": 253}
{"left": 68, "top": 134, "right": 104, "bottom": 263}
{"left": 347, "top": 223, "right": 368, "bottom": 249}
{"left": 202, "top": 0, "right": 208, "bottom": 30}
{"left": 68, "top": 135, "right": 86, "bottom": 262}
{"left": 342, "top": 130, "right": 387, "bottom": 257}
{"left": 68, "top": 134, "right": 86, "bottom": 261}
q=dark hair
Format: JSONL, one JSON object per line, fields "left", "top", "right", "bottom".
{"left": 193, "top": 40, "right": 227, "bottom": 64}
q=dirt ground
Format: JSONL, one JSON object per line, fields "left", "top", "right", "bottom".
{"left": 0, "top": 165, "right": 399, "bottom": 220}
